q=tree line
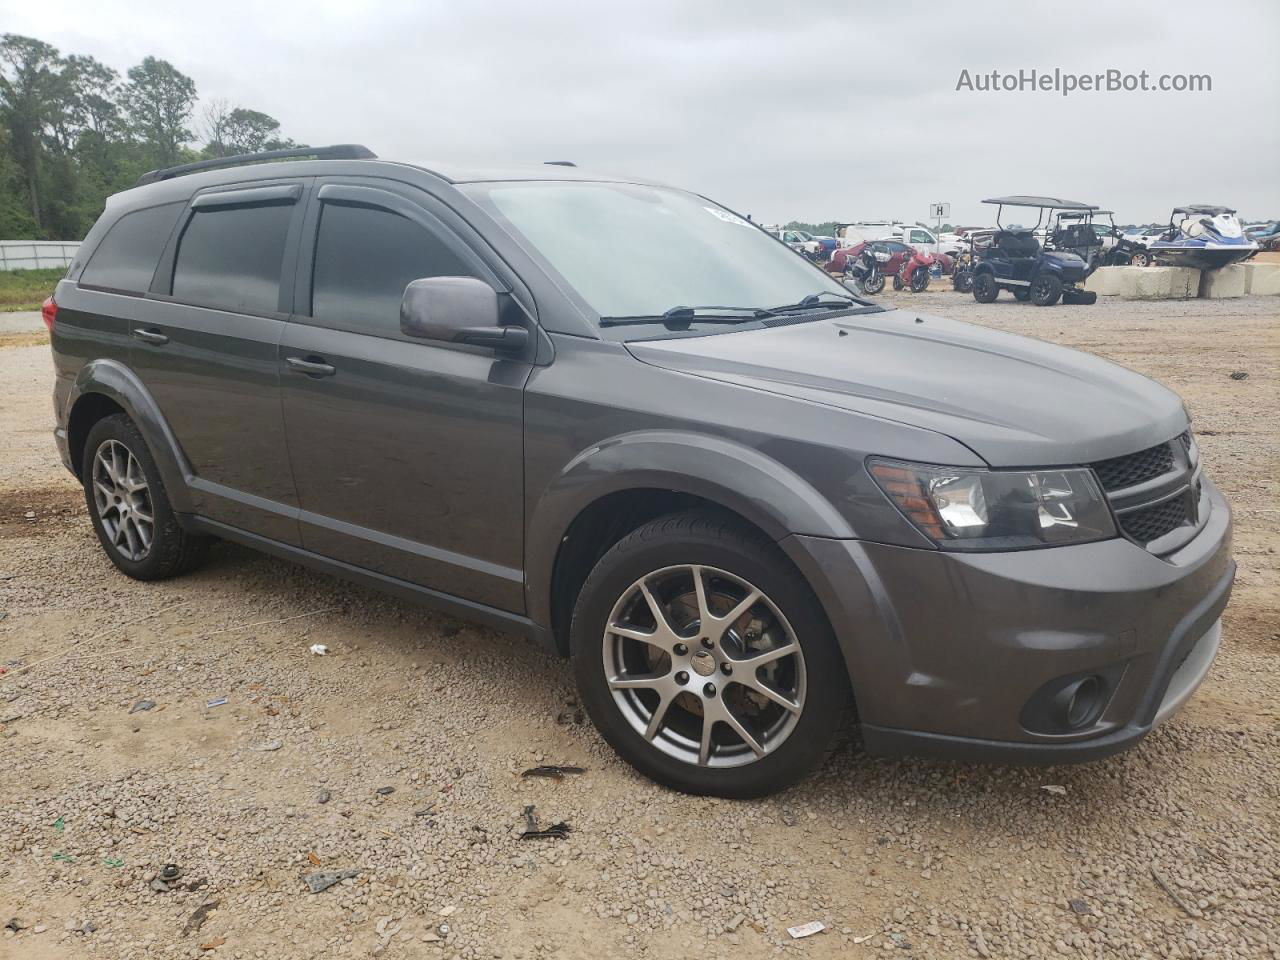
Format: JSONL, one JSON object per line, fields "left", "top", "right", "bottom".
{"left": 0, "top": 33, "right": 301, "bottom": 240}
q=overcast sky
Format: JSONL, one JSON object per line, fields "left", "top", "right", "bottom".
{"left": 7, "top": 0, "right": 1278, "bottom": 227}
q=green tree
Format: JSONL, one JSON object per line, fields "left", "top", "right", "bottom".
{"left": 0, "top": 34, "right": 63, "bottom": 230}
{"left": 124, "top": 56, "right": 196, "bottom": 166}
{"left": 202, "top": 103, "right": 294, "bottom": 157}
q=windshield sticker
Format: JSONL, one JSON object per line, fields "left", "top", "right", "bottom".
{"left": 704, "top": 207, "right": 753, "bottom": 228}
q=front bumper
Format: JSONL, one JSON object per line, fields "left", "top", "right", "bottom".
{"left": 782, "top": 477, "right": 1233, "bottom": 764}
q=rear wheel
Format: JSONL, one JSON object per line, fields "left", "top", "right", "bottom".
{"left": 1030, "top": 273, "right": 1063, "bottom": 306}
{"left": 892, "top": 272, "right": 904, "bottom": 291}
{"left": 1129, "top": 250, "right": 1151, "bottom": 267}
{"left": 953, "top": 270, "right": 973, "bottom": 293}
{"left": 81, "top": 414, "right": 210, "bottom": 580}
{"left": 571, "top": 511, "right": 850, "bottom": 797}
{"left": 972, "top": 272, "right": 999, "bottom": 303}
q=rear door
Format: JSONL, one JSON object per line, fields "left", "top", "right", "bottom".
{"left": 134, "top": 179, "right": 308, "bottom": 544}
{"left": 279, "top": 179, "right": 531, "bottom": 611}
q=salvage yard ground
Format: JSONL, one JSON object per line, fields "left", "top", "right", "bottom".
{"left": 1, "top": 292, "right": 1277, "bottom": 960}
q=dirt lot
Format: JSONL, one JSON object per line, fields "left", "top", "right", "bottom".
{"left": 1, "top": 291, "right": 1277, "bottom": 960}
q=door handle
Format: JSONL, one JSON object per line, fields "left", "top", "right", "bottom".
{"left": 132, "top": 328, "right": 169, "bottom": 345}
{"left": 285, "top": 356, "right": 337, "bottom": 377}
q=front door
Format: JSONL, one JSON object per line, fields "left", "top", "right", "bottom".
{"left": 132, "top": 180, "right": 308, "bottom": 544}
{"left": 279, "top": 180, "right": 531, "bottom": 611}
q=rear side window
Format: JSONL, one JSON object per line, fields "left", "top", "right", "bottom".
{"left": 311, "top": 201, "right": 475, "bottom": 335}
{"left": 79, "top": 202, "right": 183, "bottom": 294}
{"left": 171, "top": 202, "right": 293, "bottom": 314}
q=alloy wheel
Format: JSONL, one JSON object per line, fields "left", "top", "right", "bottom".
{"left": 602, "top": 564, "right": 806, "bottom": 768}
{"left": 91, "top": 439, "right": 154, "bottom": 562}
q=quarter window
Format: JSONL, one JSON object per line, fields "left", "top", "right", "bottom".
{"left": 171, "top": 201, "right": 293, "bottom": 314}
{"left": 310, "top": 201, "right": 475, "bottom": 335}
{"left": 80, "top": 202, "right": 184, "bottom": 294}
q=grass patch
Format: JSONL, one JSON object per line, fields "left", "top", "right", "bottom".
{"left": 0, "top": 268, "right": 66, "bottom": 312}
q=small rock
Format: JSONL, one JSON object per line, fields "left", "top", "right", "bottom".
{"left": 252, "top": 740, "right": 283, "bottom": 752}
{"left": 129, "top": 700, "right": 156, "bottom": 714}
{"left": 376, "top": 786, "right": 395, "bottom": 796}
{"left": 316, "top": 790, "right": 331, "bottom": 804}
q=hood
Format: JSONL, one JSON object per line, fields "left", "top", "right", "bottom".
{"left": 626, "top": 309, "right": 1187, "bottom": 467}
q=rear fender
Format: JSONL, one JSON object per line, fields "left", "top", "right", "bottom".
{"left": 68, "top": 359, "right": 195, "bottom": 513}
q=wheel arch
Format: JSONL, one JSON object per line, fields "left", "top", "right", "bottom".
{"left": 67, "top": 360, "right": 195, "bottom": 513}
{"left": 527, "top": 431, "right": 855, "bottom": 657}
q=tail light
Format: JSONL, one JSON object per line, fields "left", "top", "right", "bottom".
{"left": 41, "top": 296, "right": 57, "bottom": 332}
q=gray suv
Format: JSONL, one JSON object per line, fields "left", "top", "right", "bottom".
{"left": 48, "top": 145, "right": 1233, "bottom": 797}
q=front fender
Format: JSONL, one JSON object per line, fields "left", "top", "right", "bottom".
{"left": 524, "top": 430, "right": 855, "bottom": 628}
{"left": 69, "top": 359, "right": 195, "bottom": 513}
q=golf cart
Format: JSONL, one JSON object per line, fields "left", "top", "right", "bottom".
{"left": 971, "top": 196, "right": 1097, "bottom": 305}
{"left": 1048, "top": 209, "right": 1114, "bottom": 273}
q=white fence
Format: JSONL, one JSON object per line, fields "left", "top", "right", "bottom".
{"left": 0, "top": 240, "right": 79, "bottom": 272}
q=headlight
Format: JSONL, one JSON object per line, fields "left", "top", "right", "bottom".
{"left": 869, "top": 459, "right": 1115, "bottom": 550}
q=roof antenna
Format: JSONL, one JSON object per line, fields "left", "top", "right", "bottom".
{"left": 544, "top": 161, "right": 576, "bottom": 167}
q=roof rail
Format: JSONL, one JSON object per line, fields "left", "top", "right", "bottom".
{"left": 135, "top": 144, "right": 377, "bottom": 187}
{"left": 544, "top": 160, "right": 576, "bottom": 167}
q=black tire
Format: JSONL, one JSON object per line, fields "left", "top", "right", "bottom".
{"left": 570, "top": 510, "right": 851, "bottom": 798}
{"left": 892, "top": 272, "right": 904, "bottom": 291}
{"left": 953, "top": 270, "right": 973, "bottom": 293}
{"left": 910, "top": 267, "right": 930, "bottom": 292}
{"left": 1030, "top": 273, "right": 1063, "bottom": 306}
{"left": 972, "top": 272, "right": 999, "bottom": 303}
{"left": 1130, "top": 251, "right": 1151, "bottom": 267}
{"left": 863, "top": 269, "right": 885, "bottom": 295}
{"left": 81, "top": 413, "right": 210, "bottom": 580}
{"left": 1012, "top": 288, "right": 1031, "bottom": 302}
{"left": 1063, "top": 289, "right": 1097, "bottom": 305}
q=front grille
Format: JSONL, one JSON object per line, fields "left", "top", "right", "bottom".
{"left": 1119, "top": 496, "right": 1192, "bottom": 545}
{"left": 1092, "top": 442, "right": 1174, "bottom": 491}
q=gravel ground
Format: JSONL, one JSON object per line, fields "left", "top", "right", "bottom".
{"left": 1, "top": 291, "right": 1277, "bottom": 960}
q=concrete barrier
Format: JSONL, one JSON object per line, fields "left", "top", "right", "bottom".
{"left": 1241, "top": 261, "right": 1280, "bottom": 295}
{"left": 1199, "top": 264, "right": 1249, "bottom": 299}
{"left": 1084, "top": 265, "right": 1200, "bottom": 299}
{"left": 1083, "top": 267, "right": 1127, "bottom": 296}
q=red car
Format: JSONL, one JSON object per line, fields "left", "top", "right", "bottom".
{"left": 829, "top": 239, "right": 953, "bottom": 276}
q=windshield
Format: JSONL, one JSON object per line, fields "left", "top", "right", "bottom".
{"left": 461, "top": 181, "right": 852, "bottom": 321}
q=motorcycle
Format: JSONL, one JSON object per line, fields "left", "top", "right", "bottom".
{"left": 843, "top": 246, "right": 889, "bottom": 296}
{"left": 893, "top": 248, "right": 935, "bottom": 293}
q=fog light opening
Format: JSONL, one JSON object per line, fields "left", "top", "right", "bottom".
{"left": 1061, "top": 676, "right": 1104, "bottom": 730}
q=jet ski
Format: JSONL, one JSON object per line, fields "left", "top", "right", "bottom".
{"left": 1149, "top": 205, "right": 1258, "bottom": 269}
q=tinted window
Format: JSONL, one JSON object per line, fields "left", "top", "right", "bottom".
{"left": 171, "top": 202, "right": 293, "bottom": 314}
{"left": 311, "top": 201, "right": 474, "bottom": 334}
{"left": 80, "top": 202, "right": 183, "bottom": 293}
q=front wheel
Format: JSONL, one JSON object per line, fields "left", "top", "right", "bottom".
{"left": 1013, "top": 288, "right": 1031, "bottom": 302}
{"left": 972, "top": 272, "right": 999, "bottom": 302}
{"left": 571, "top": 511, "right": 851, "bottom": 797}
{"left": 953, "top": 270, "right": 973, "bottom": 293}
{"left": 863, "top": 268, "right": 885, "bottom": 295}
{"left": 1030, "top": 273, "right": 1063, "bottom": 306}
{"left": 910, "top": 266, "right": 930, "bottom": 292}
{"left": 892, "top": 272, "right": 904, "bottom": 291}
{"left": 81, "top": 414, "right": 210, "bottom": 580}
{"left": 1129, "top": 251, "right": 1151, "bottom": 267}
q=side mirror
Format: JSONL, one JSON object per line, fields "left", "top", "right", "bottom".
{"left": 400, "top": 276, "right": 528, "bottom": 353}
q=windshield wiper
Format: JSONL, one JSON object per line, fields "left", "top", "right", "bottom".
{"left": 767, "top": 291, "right": 868, "bottom": 313}
{"left": 600, "top": 305, "right": 772, "bottom": 328}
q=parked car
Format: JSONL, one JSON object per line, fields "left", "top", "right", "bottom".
{"left": 772, "top": 228, "right": 820, "bottom": 257}
{"left": 812, "top": 235, "right": 839, "bottom": 259}
{"left": 48, "top": 146, "right": 1233, "bottom": 797}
